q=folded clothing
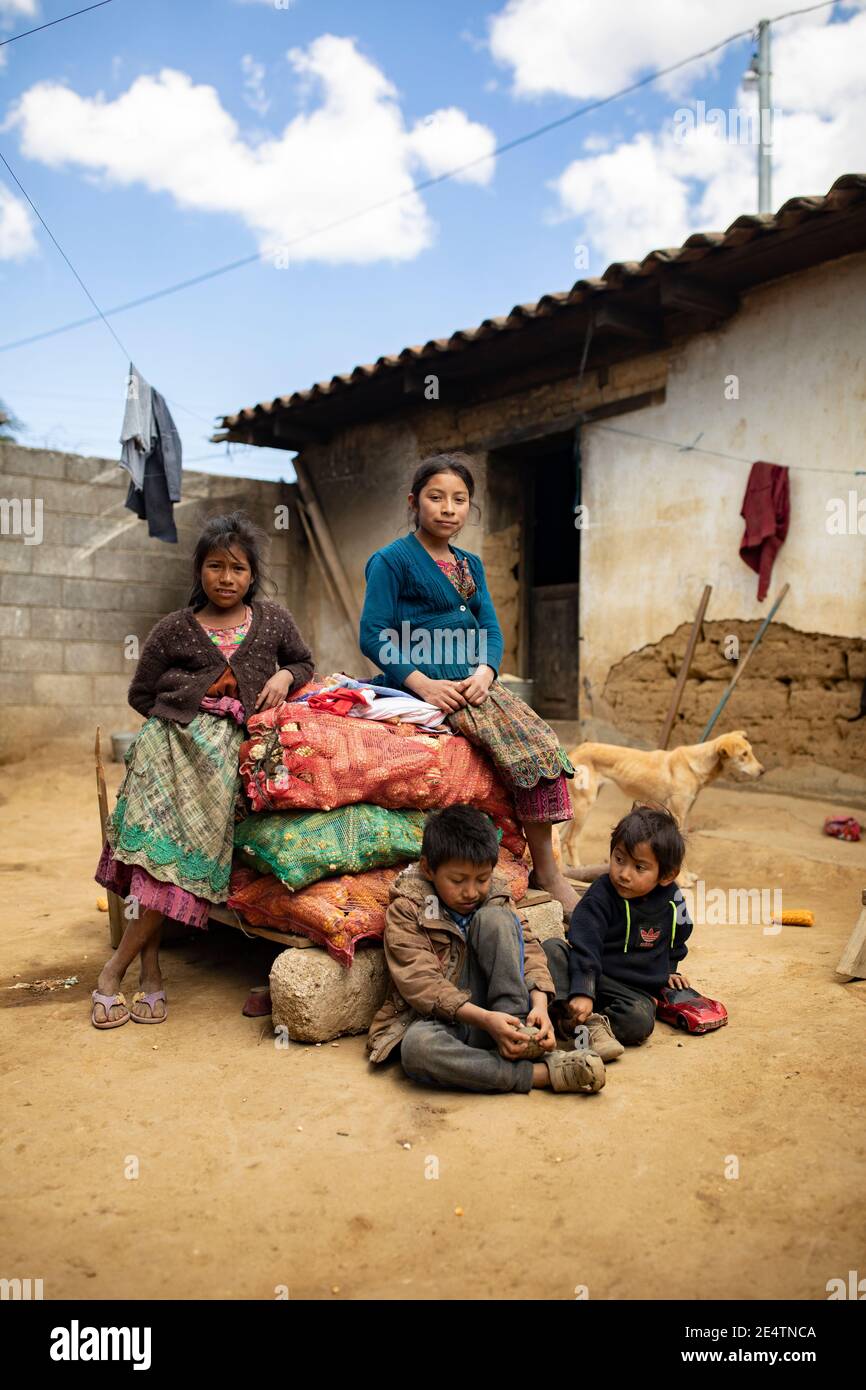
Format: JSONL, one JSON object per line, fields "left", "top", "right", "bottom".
{"left": 234, "top": 803, "right": 428, "bottom": 892}
{"left": 239, "top": 702, "right": 525, "bottom": 855}
{"left": 296, "top": 672, "right": 447, "bottom": 729}
{"left": 227, "top": 849, "right": 531, "bottom": 966}
{"left": 307, "top": 687, "right": 376, "bottom": 717}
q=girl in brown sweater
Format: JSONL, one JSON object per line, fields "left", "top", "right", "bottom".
{"left": 91, "top": 511, "right": 314, "bottom": 1028}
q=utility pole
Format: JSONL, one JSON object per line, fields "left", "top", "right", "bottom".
{"left": 756, "top": 18, "right": 772, "bottom": 214}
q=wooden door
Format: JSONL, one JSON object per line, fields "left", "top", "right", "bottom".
{"left": 530, "top": 582, "right": 580, "bottom": 718}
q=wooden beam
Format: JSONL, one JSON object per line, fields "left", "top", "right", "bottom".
{"left": 95, "top": 727, "right": 126, "bottom": 950}
{"left": 208, "top": 903, "right": 314, "bottom": 949}
{"left": 659, "top": 585, "right": 712, "bottom": 749}
{"left": 658, "top": 272, "right": 739, "bottom": 319}
{"left": 476, "top": 387, "right": 666, "bottom": 454}
{"left": 272, "top": 416, "right": 329, "bottom": 447}
{"left": 700, "top": 583, "right": 790, "bottom": 740}
{"left": 291, "top": 454, "right": 379, "bottom": 679}
{"left": 593, "top": 302, "right": 659, "bottom": 340}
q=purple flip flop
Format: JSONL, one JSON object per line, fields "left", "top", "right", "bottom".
{"left": 91, "top": 990, "right": 129, "bottom": 1029}
{"left": 130, "top": 989, "right": 167, "bottom": 1024}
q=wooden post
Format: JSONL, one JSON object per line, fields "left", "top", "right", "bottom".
{"left": 700, "top": 583, "right": 790, "bottom": 742}
{"left": 292, "top": 455, "right": 378, "bottom": 678}
{"left": 659, "top": 585, "right": 712, "bottom": 749}
{"left": 95, "top": 728, "right": 126, "bottom": 949}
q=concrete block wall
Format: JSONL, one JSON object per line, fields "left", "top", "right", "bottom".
{"left": 0, "top": 442, "right": 310, "bottom": 760}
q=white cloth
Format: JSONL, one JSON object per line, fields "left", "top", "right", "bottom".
{"left": 348, "top": 693, "right": 447, "bottom": 730}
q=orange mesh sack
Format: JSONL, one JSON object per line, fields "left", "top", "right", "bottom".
{"left": 227, "top": 848, "right": 531, "bottom": 967}
{"left": 227, "top": 864, "right": 402, "bottom": 965}
{"left": 239, "top": 703, "right": 525, "bottom": 855}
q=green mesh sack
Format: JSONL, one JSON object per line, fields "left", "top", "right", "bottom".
{"left": 234, "top": 803, "right": 426, "bottom": 892}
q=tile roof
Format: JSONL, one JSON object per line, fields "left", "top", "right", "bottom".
{"left": 216, "top": 173, "right": 866, "bottom": 444}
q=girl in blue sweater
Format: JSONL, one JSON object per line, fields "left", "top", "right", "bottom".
{"left": 359, "top": 453, "right": 578, "bottom": 916}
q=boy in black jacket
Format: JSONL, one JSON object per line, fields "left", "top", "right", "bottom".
{"left": 543, "top": 804, "right": 693, "bottom": 1059}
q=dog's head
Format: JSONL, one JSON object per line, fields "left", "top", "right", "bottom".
{"left": 716, "top": 731, "right": 763, "bottom": 780}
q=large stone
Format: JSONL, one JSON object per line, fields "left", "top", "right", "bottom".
{"left": 522, "top": 897, "right": 567, "bottom": 943}
{"left": 270, "top": 946, "right": 390, "bottom": 1043}
{"left": 268, "top": 900, "right": 566, "bottom": 1044}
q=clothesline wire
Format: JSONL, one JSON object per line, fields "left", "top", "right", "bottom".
{"left": 0, "top": 0, "right": 839, "bottom": 356}
{"left": 0, "top": 146, "right": 214, "bottom": 430}
{"left": 0, "top": 146, "right": 132, "bottom": 361}
{"left": 0, "top": 0, "right": 115, "bottom": 47}
{"left": 589, "top": 420, "right": 865, "bottom": 476}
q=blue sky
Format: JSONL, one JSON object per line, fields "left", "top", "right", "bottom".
{"left": 0, "top": 0, "right": 862, "bottom": 481}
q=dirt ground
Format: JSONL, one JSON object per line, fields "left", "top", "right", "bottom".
{"left": 1, "top": 744, "right": 865, "bottom": 1302}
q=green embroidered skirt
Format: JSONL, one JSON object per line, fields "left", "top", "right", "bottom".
{"left": 105, "top": 712, "right": 245, "bottom": 903}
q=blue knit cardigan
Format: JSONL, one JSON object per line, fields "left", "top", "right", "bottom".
{"left": 359, "top": 531, "right": 505, "bottom": 691}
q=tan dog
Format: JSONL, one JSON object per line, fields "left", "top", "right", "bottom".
{"left": 559, "top": 730, "right": 764, "bottom": 867}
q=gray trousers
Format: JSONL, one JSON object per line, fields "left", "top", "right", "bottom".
{"left": 399, "top": 902, "right": 536, "bottom": 1094}
{"left": 542, "top": 936, "right": 657, "bottom": 1045}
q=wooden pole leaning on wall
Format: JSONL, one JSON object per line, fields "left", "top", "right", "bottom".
{"left": 95, "top": 727, "right": 126, "bottom": 949}
{"left": 658, "top": 585, "right": 712, "bottom": 749}
{"left": 292, "top": 456, "right": 379, "bottom": 679}
{"left": 700, "top": 582, "right": 790, "bottom": 742}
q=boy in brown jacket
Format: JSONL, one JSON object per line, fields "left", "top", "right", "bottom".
{"left": 366, "top": 806, "right": 605, "bottom": 1094}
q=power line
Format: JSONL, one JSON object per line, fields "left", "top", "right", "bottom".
{"left": 0, "top": 0, "right": 115, "bottom": 48}
{"left": 0, "top": 148, "right": 218, "bottom": 426}
{"left": 0, "top": 146, "right": 132, "bottom": 361}
{"left": 0, "top": 0, "right": 841, "bottom": 356}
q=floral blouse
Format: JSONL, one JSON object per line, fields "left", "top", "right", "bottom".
{"left": 434, "top": 554, "right": 476, "bottom": 602}
{"left": 197, "top": 606, "right": 253, "bottom": 725}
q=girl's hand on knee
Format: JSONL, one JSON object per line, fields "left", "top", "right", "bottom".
{"left": 456, "top": 666, "right": 494, "bottom": 706}
{"left": 419, "top": 677, "right": 469, "bottom": 712}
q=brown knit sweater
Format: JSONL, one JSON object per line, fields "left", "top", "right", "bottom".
{"left": 127, "top": 598, "right": 314, "bottom": 725}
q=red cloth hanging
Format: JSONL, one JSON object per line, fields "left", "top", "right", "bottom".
{"left": 739, "top": 461, "right": 790, "bottom": 601}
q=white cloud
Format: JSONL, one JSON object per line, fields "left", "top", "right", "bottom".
{"left": 1, "top": 34, "right": 496, "bottom": 265}
{"left": 488, "top": 0, "right": 764, "bottom": 101}
{"left": 489, "top": 0, "right": 866, "bottom": 266}
{"left": 0, "top": 0, "right": 38, "bottom": 60}
{"left": 406, "top": 106, "right": 495, "bottom": 186}
{"left": 241, "top": 53, "right": 270, "bottom": 116}
{"left": 0, "top": 180, "right": 37, "bottom": 259}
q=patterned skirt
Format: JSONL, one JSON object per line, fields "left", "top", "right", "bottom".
{"left": 446, "top": 679, "right": 575, "bottom": 824}
{"left": 95, "top": 712, "right": 245, "bottom": 928}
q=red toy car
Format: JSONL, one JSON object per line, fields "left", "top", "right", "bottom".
{"left": 656, "top": 986, "right": 728, "bottom": 1034}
